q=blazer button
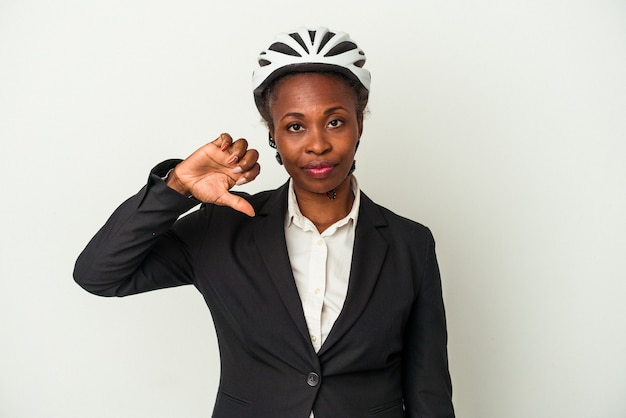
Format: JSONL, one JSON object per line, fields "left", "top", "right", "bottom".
{"left": 306, "top": 372, "right": 320, "bottom": 387}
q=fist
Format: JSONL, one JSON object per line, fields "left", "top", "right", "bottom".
{"left": 166, "top": 133, "right": 261, "bottom": 216}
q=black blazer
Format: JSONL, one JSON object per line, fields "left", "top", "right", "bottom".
{"left": 74, "top": 161, "right": 454, "bottom": 418}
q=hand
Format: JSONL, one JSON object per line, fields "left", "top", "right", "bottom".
{"left": 166, "top": 133, "right": 260, "bottom": 216}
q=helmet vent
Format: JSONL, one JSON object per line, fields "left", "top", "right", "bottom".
{"left": 289, "top": 32, "right": 309, "bottom": 54}
{"left": 325, "top": 41, "right": 357, "bottom": 57}
{"left": 268, "top": 42, "right": 301, "bottom": 57}
{"left": 258, "top": 59, "right": 271, "bottom": 67}
{"left": 317, "top": 31, "right": 336, "bottom": 53}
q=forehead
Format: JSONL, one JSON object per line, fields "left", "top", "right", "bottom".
{"left": 273, "top": 71, "right": 351, "bottom": 91}
{"left": 270, "top": 72, "right": 357, "bottom": 110}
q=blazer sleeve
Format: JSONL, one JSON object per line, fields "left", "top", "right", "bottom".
{"left": 402, "top": 228, "right": 455, "bottom": 417}
{"left": 73, "top": 160, "right": 205, "bottom": 297}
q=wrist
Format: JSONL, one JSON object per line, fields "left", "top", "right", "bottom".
{"left": 163, "top": 167, "right": 191, "bottom": 197}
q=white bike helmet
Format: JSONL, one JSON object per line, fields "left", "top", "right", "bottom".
{"left": 252, "top": 27, "right": 371, "bottom": 110}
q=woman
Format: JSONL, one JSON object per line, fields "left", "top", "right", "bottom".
{"left": 74, "top": 27, "right": 454, "bottom": 418}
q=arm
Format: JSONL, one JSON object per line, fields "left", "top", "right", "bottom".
{"left": 402, "top": 230, "right": 455, "bottom": 417}
{"left": 73, "top": 133, "right": 261, "bottom": 297}
{"left": 73, "top": 160, "right": 201, "bottom": 296}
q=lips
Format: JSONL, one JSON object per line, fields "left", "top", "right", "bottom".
{"left": 303, "top": 161, "right": 336, "bottom": 179}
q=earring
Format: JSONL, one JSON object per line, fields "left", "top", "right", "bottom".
{"left": 348, "top": 160, "right": 356, "bottom": 175}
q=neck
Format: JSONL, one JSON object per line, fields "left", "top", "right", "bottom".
{"left": 294, "top": 176, "right": 355, "bottom": 233}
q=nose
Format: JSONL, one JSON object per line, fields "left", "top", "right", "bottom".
{"left": 305, "top": 126, "right": 331, "bottom": 155}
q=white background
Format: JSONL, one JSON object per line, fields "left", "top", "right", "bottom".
{"left": 1, "top": 1, "right": 625, "bottom": 417}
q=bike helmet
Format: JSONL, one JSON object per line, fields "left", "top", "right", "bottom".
{"left": 252, "top": 27, "right": 371, "bottom": 110}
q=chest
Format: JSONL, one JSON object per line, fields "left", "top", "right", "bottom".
{"left": 190, "top": 224, "right": 418, "bottom": 362}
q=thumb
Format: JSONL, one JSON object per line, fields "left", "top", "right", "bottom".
{"left": 217, "top": 192, "right": 256, "bottom": 217}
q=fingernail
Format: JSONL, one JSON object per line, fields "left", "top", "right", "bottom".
{"left": 236, "top": 177, "right": 248, "bottom": 185}
{"left": 232, "top": 166, "right": 243, "bottom": 174}
{"left": 220, "top": 134, "right": 229, "bottom": 151}
{"left": 227, "top": 155, "right": 238, "bottom": 165}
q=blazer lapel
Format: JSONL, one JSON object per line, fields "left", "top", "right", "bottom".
{"left": 318, "top": 192, "right": 389, "bottom": 356}
{"left": 252, "top": 182, "right": 312, "bottom": 344}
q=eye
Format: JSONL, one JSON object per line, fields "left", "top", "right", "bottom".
{"left": 328, "top": 119, "right": 344, "bottom": 128}
{"left": 287, "top": 123, "right": 303, "bottom": 132}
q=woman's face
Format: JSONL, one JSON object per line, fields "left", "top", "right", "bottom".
{"left": 269, "top": 73, "right": 363, "bottom": 198}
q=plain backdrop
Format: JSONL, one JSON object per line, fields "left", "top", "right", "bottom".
{"left": 1, "top": 0, "right": 625, "bottom": 417}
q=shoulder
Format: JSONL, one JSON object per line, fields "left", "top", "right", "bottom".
{"left": 361, "top": 192, "right": 432, "bottom": 234}
{"left": 359, "top": 191, "right": 435, "bottom": 251}
{"left": 244, "top": 185, "right": 284, "bottom": 207}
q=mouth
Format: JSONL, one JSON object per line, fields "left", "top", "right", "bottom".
{"left": 303, "top": 161, "right": 336, "bottom": 179}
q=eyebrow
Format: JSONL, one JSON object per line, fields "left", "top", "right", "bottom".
{"left": 279, "top": 106, "right": 349, "bottom": 121}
